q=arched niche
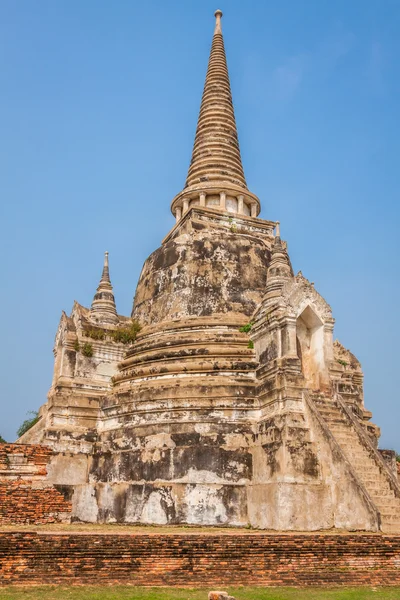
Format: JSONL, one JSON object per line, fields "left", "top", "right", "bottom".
{"left": 296, "top": 305, "right": 326, "bottom": 390}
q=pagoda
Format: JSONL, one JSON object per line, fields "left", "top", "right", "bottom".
{"left": 20, "top": 10, "right": 400, "bottom": 532}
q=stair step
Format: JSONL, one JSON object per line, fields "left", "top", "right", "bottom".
{"left": 352, "top": 468, "right": 381, "bottom": 477}
{"left": 337, "top": 448, "right": 369, "bottom": 460}
{"left": 374, "top": 500, "right": 399, "bottom": 509}
{"left": 332, "top": 431, "right": 355, "bottom": 438}
{"left": 362, "top": 480, "right": 389, "bottom": 490}
{"left": 379, "top": 513, "right": 400, "bottom": 523}
{"left": 381, "top": 524, "right": 400, "bottom": 533}
{"left": 329, "top": 427, "right": 353, "bottom": 434}
{"left": 335, "top": 438, "right": 356, "bottom": 445}
{"left": 367, "top": 487, "right": 396, "bottom": 498}
{"left": 378, "top": 510, "right": 400, "bottom": 520}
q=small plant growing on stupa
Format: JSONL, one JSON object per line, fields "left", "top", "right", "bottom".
{"left": 84, "top": 328, "right": 105, "bottom": 341}
{"left": 81, "top": 342, "right": 94, "bottom": 357}
{"left": 248, "top": 340, "right": 254, "bottom": 349}
{"left": 337, "top": 359, "right": 348, "bottom": 367}
{"left": 74, "top": 339, "right": 80, "bottom": 352}
{"left": 396, "top": 453, "right": 400, "bottom": 463}
{"left": 17, "top": 411, "right": 39, "bottom": 438}
{"left": 111, "top": 319, "right": 141, "bottom": 344}
{"left": 239, "top": 322, "right": 253, "bottom": 333}
{"left": 0, "top": 434, "right": 6, "bottom": 443}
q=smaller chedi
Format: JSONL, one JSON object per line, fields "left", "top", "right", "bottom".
{"left": 18, "top": 10, "right": 400, "bottom": 533}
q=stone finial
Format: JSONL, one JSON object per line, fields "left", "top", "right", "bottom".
{"left": 102, "top": 251, "right": 110, "bottom": 278}
{"left": 214, "top": 9, "right": 223, "bottom": 34}
{"left": 89, "top": 251, "right": 119, "bottom": 325}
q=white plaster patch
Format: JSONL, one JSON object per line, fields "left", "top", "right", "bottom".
{"left": 47, "top": 454, "right": 88, "bottom": 485}
{"left": 72, "top": 484, "right": 98, "bottom": 523}
{"left": 227, "top": 460, "right": 245, "bottom": 474}
{"left": 195, "top": 423, "right": 211, "bottom": 434}
{"left": 184, "top": 485, "right": 227, "bottom": 524}
{"left": 141, "top": 433, "right": 176, "bottom": 463}
{"left": 96, "top": 362, "right": 118, "bottom": 377}
{"left": 140, "top": 491, "right": 168, "bottom": 524}
{"left": 113, "top": 436, "right": 141, "bottom": 451}
{"left": 222, "top": 433, "right": 251, "bottom": 450}
{"left": 187, "top": 468, "right": 225, "bottom": 484}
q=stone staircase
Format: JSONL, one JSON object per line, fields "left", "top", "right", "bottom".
{"left": 312, "top": 393, "right": 400, "bottom": 533}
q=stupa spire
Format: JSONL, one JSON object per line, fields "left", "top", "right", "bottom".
{"left": 171, "top": 10, "right": 260, "bottom": 221}
{"left": 185, "top": 9, "right": 246, "bottom": 190}
{"left": 264, "top": 234, "right": 293, "bottom": 306}
{"left": 89, "top": 251, "right": 119, "bottom": 325}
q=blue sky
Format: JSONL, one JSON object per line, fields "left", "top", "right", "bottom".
{"left": 0, "top": 0, "right": 399, "bottom": 448}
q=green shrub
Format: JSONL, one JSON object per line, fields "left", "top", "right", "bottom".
{"left": 84, "top": 328, "right": 105, "bottom": 341}
{"left": 239, "top": 322, "right": 253, "bottom": 333}
{"left": 17, "top": 411, "right": 39, "bottom": 438}
{"left": 248, "top": 340, "right": 254, "bottom": 349}
{"left": 111, "top": 319, "right": 141, "bottom": 344}
{"left": 82, "top": 342, "right": 94, "bottom": 357}
{"left": 337, "top": 359, "right": 348, "bottom": 367}
{"left": 396, "top": 454, "right": 400, "bottom": 463}
{"left": 0, "top": 434, "right": 6, "bottom": 443}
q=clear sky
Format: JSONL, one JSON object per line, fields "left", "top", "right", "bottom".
{"left": 0, "top": 1, "right": 399, "bottom": 448}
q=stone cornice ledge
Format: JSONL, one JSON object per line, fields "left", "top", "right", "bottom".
{"left": 162, "top": 205, "right": 277, "bottom": 245}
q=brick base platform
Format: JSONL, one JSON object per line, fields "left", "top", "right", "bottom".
{"left": 0, "top": 532, "right": 400, "bottom": 586}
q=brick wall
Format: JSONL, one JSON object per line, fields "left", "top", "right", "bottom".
{"left": 0, "top": 481, "right": 71, "bottom": 524}
{"left": 0, "top": 533, "right": 399, "bottom": 586}
{"left": 0, "top": 443, "right": 71, "bottom": 525}
{"left": 0, "top": 444, "right": 53, "bottom": 478}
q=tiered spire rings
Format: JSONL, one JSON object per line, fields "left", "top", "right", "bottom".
{"left": 89, "top": 251, "right": 119, "bottom": 325}
{"left": 171, "top": 10, "right": 261, "bottom": 222}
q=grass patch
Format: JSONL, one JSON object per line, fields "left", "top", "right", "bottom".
{"left": 1, "top": 587, "right": 400, "bottom": 600}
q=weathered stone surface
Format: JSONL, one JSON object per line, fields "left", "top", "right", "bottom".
{"left": 7, "top": 10, "right": 399, "bottom": 534}
{"left": 133, "top": 224, "right": 272, "bottom": 325}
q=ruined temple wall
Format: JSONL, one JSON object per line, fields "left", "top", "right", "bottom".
{"left": 0, "top": 444, "right": 53, "bottom": 479}
{"left": 74, "top": 416, "right": 256, "bottom": 525}
{"left": 0, "top": 444, "right": 72, "bottom": 524}
{"left": 69, "top": 392, "right": 378, "bottom": 531}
